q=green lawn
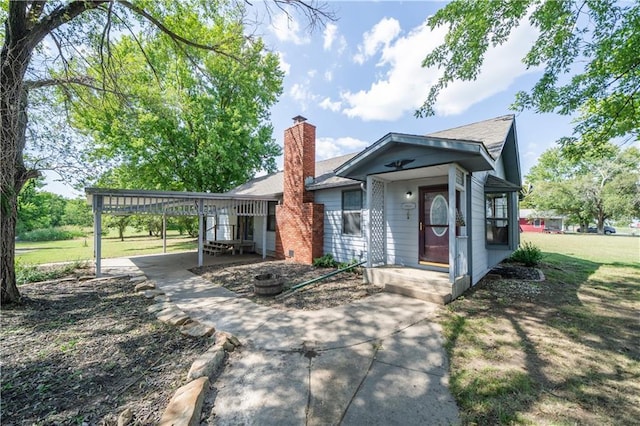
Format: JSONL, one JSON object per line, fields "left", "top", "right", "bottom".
{"left": 440, "top": 232, "right": 640, "bottom": 424}
{"left": 522, "top": 232, "right": 639, "bottom": 266}
{"left": 16, "top": 228, "right": 197, "bottom": 265}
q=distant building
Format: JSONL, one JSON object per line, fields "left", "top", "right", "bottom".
{"left": 519, "top": 209, "right": 565, "bottom": 233}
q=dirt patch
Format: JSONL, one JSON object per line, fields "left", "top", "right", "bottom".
{"left": 191, "top": 260, "right": 382, "bottom": 310}
{"left": 1, "top": 276, "right": 210, "bottom": 425}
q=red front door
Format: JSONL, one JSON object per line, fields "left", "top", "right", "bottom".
{"left": 419, "top": 186, "right": 449, "bottom": 265}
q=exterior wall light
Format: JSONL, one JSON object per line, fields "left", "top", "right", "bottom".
{"left": 405, "top": 191, "right": 412, "bottom": 199}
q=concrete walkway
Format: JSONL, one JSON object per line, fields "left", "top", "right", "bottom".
{"left": 103, "top": 253, "right": 460, "bottom": 425}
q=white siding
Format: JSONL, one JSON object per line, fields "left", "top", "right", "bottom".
{"left": 470, "top": 172, "right": 489, "bottom": 285}
{"left": 470, "top": 171, "right": 518, "bottom": 285}
{"left": 385, "top": 176, "right": 447, "bottom": 267}
{"left": 315, "top": 187, "right": 367, "bottom": 263}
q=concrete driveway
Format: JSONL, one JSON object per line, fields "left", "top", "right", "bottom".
{"left": 103, "top": 252, "right": 460, "bottom": 425}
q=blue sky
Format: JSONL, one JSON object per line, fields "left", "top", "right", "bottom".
{"left": 45, "top": 1, "right": 576, "bottom": 197}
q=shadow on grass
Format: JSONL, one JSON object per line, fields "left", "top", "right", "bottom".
{"left": 443, "top": 252, "right": 640, "bottom": 424}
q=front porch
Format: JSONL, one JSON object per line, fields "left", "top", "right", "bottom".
{"left": 366, "top": 266, "right": 470, "bottom": 305}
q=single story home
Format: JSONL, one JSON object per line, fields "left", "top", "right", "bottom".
{"left": 86, "top": 114, "right": 521, "bottom": 303}
{"left": 211, "top": 114, "right": 521, "bottom": 301}
{"left": 519, "top": 209, "right": 565, "bottom": 233}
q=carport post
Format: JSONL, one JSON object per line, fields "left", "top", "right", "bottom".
{"left": 262, "top": 205, "right": 267, "bottom": 259}
{"left": 162, "top": 213, "right": 167, "bottom": 254}
{"left": 197, "top": 199, "right": 204, "bottom": 267}
{"left": 93, "top": 195, "right": 103, "bottom": 277}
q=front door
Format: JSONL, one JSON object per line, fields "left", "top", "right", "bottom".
{"left": 419, "top": 186, "right": 449, "bottom": 265}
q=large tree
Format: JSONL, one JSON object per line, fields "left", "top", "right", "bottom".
{"left": 524, "top": 145, "right": 640, "bottom": 232}
{"left": 72, "top": 21, "right": 283, "bottom": 193}
{"left": 417, "top": 0, "right": 639, "bottom": 156}
{"left": 0, "top": 0, "right": 332, "bottom": 305}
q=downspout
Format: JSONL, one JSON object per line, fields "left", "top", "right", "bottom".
{"left": 466, "top": 174, "right": 473, "bottom": 285}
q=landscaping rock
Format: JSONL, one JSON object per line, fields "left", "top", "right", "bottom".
{"left": 180, "top": 321, "right": 216, "bottom": 338}
{"left": 215, "top": 331, "right": 241, "bottom": 348}
{"left": 187, "top": 346, "right": 226, "bottom": 381}
{"left": 129, "top": 275, "right": 148, "bottom": 283}
{"left": 147, "top": 302, "right": 174, "bottom": 314}
{"left": 158, "top": 377, "right": 209, "bottom": 426}
{"left": 117, "top": 407, "right": 133, "bottom": 426}
{"left": 135, "top": 281, "right": 156, "bottom": 292}
{"left": 154, "top": 294, "right": 171, "bottom": 303}
{"left": 156, "top": 308, "right": 191, "bottom": 326}
{"left": 143, "top": 289, "right": 165, "bottom": 298}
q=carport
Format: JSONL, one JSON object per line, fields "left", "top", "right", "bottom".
{"left": 85, "top": 188, "right": 278, "bottom": 277}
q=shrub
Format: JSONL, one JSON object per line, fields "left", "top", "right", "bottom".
{"left": 312, "top": 253, "right": 339, "bottom": 268}
{"left": 509, "top": 242, "right": 543, "bottom": 267}
{"left": 19, "top": 227, "right": 86, "bottom": 242}
{"left": 16, "top": 260, "right": 89, "bottom": 285}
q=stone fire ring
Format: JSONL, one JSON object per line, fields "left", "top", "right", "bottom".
{"left": 254, "top": 273, "right": 284, "bottom": 296}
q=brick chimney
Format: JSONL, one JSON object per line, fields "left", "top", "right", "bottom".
{"left": 275, "top": 116, "right": 324, "bottom": 264}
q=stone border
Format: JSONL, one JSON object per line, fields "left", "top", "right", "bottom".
{"left": 129, "top": 278, "right": 240, "bottom": 426}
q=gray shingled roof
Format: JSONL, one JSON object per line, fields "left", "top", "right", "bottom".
{"left": 229, "top": 152, "right": 358, "bottom": 196}
{"left": 230, "top": 115, "right": 515, "bottom": 196}
{"left": 425, "top": 114, "right": 514, "bottom": 160}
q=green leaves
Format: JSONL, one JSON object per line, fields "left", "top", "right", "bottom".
{"left": 524, "top": 144, "right": 640, "bottom": 229}
{"left": 418, "top": 0, "right": 640, "bottom": 155}
{"left": 69, "top": 7, "right": 283, "bottom": 193}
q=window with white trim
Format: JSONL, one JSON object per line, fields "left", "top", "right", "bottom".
{"left": 267, "top": 201, "right": 277, "bottom": 232}
{"left": 486, "top": 192, "right": 510, "bottom": 245}
{"left": 342, "top": 189, "right": 362, "bottom": 235}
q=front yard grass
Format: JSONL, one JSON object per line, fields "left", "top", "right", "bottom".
{"left": 440, "top": 234, "right": 640, "bottom": 424}
{"left": 16, "top": 228, "right": 197, "bottom": 265}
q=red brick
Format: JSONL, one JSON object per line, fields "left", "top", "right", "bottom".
{"left": 275, "top": 118, "right": 324, "bottom": 264}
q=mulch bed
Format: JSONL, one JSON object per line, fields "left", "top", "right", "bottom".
{"left": 191, "top": 260, "right": 383, "bottom": 310}
{"left": 0, "top": 277, "right": 210, "bottom": 425}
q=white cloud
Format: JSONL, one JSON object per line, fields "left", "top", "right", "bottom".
{"left": 323, "top": 23, "right": 337, "bottom": 50}
{"left": 316, "top": 137, "right": 369, "bottom": 160}
{"left": 307, "top": 69, "right": 317, "bottom": 78}
{"left": 324, "top": 70, "right": 333, "bottom": 82}
{"left": 342, "top": 16, "right": 540, "bottom": 121}
{"left": 319, "top": 97, "right": 341, "bottom": 112}
{"left": 353, "top": 17, "right": 401, "bottom": 65}
{"left": 289, "top": 83, "right": 317, "bottom": 111}
{"left": 323, "top": 23, "right": 347, "bottom": 54}
{"left": 276, "top": 51, "right": 290, "bottom": 75}
{"left": 271, "top": 13, "right": 310, "bottom": 45}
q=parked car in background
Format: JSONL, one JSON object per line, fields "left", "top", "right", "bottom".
{"left": 577, "top": 226, "right": 616, "bottom": 235}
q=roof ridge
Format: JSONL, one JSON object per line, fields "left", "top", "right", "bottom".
{"left": 425, "top": 114, "right": 514, "bottom": 137}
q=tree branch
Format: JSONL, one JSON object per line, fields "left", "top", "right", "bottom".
{"left": 116, "top": 0, "right": 236, "bottom": 59}
{"left": 28, "top": 1, "right": 108, "bottom": 51}
{"left": 24, "top": 77, "right": 119, "bottom": 94}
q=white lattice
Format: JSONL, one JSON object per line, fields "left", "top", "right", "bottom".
{"left": 369, "top": 178, "right": 385, "bottom": 266}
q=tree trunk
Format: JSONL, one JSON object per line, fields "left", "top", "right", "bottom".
{"left": 1, "top": 32, "right": 35, "bottom": 305}
{"left": 1, "top": 191, "right": 22, "bottom": 304}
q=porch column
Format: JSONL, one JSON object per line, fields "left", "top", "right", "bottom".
{"left": 197, "top": 199, "right": 204, "bottom": 267}
{"left": 448, "top": 165, "right": 456, "bottom": 283}
{"left": 162, "top": 213, "right": 167, "bottom": 254}
{"left": 365, "top": 175, "right": 373, "bottom": 268}
{"left": 93, "top": 195, "right": 103, "bottom": 277}
{"left": 262, "top": 202, "right": 267, "bottom": 259}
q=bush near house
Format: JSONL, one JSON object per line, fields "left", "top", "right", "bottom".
{"left": 508, "top": 242, "right": 543, "bottom": 266}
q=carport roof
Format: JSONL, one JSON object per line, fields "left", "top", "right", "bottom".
{"left": 85, "top": 187, "right": 278, "bottom": 216}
